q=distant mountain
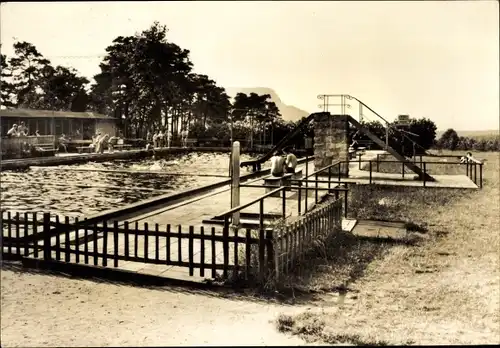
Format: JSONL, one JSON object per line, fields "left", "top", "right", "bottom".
{"left": 224, "top": 87, "right": 309, "bottom": 122}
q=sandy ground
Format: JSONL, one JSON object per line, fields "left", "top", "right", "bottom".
{"left": 1, "top": 266, "right": 314, "bottom": 347}
{"left": 2, "top": 151, "right": 499, "bottom": 346}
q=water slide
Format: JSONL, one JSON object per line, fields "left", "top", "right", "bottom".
{"left": 240, "top": 112, "right": 323, "bottom": 169}
{"left": 345, "top": 115, "right": 434, "bottom": 181}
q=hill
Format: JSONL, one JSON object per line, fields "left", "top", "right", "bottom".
{"left": 224, "top": 87, "right": 309, "bottom": 122}
{"left": 436, "top": 129, "right": 499, "bottom": 140}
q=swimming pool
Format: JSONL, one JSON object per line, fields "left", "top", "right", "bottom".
{"left": 0, "top": 152, "right": 265, "bottom": 217}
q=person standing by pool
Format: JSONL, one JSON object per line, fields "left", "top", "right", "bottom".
{"left": 283, "top": 147, "right": 298, "bottom": 174}
{"left": 7, "top": 124, "right": 19, "bottom": 137}
{"left": 166, "top": 129, "right": 172, "bottom": 148}
{"left": 270, "top": 151, "right": 285, "bottom": 177}
{"left": 181, "top": 128, "right": 189, "bottom": 148}
{"left": 157, "top": 129, "right": 164, "bottom": 147}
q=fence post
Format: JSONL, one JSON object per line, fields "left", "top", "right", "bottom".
{"left": 376, "top": 154, "right": 379, "bottom": 172}
{"left": 258, "top": 199, "right": 265, "bottom": 285}
{"left": 231, "top": 141, "right": 241, "bottom": 226}
{"left": 358, "top": 153, "right": 362, "bottom": 170}
{"left": 223, "top": 215, "right": 230, "bottom": 279}
{"left": 369, "top": 161, "right": 372, "bottom": 184}
{"left": 43, "top": 213, "right": 52, "bottom": 261}
{"left": 338, "top": 162, "right": 341, "bottom": 181}
{"left": 402, "top": 160, "right": 405, "bottom": 178}
{"left": 266, "top": 230, "right": 275, "bottom": 283}
{"left": 480, "top": 163, "right": 483, "bottom": 188}
{"left": 466, "top": 161, "right": 469, "bottom": 176}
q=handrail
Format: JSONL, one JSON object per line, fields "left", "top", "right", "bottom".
{"left": 320, "top": 94, "right": 429, "bottom": 154}
{"left": 240, "top": 112, "right": 322, "bottom": 168}
{"left": 218, "top": 187, "right": 284, "bottom": 217}
{"left": 304, "top": 160, "right": 341, "bottom": 179}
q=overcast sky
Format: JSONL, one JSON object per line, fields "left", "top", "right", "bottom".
{"left": 1, "top": 1, "right": 498, "bottom": 131}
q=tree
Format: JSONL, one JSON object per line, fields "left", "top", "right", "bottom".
{"left": 8, "top": 41, "right": 51, "bottom": 108}
{"left": 408, "top": 117, "right": 437, "bottom": 150}
{"left": 438, "top": 128, "right": 460, "bottom": 150}
{"left": 0, "top": 53, "right": 16, "bottom": 107}
{"left": 88, "top": 22, "right": 199, "bottom": 138}
{"left": 36, "top": 65, "right": 90, "bottom": 111}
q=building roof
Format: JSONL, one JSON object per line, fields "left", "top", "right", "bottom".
{"left": 0, "top": 108, "right": 116, "bottom": 120}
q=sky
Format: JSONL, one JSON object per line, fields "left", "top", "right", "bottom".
{"left": 1, "top": 1, "right": 498, "bottom": 131}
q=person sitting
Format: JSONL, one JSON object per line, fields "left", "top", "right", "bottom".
{"left": 7, "top": 124, "right": 19, "bottom": 137}
{"left": 97, "top": 134, "right": 109, "bottom": 154}
{"left": 270, "top": 151, "right": 285, "bottom": 177}
{"left": 152, "top": 132, "right": 159, "bottom": 148}
{"left": 107, "top": 135, "right": 119, "bottom": 153}
{"left": 18, "top": 122, "right": 29, "bottom": 136}
{"left": 283, "top": 147, "right": 298, "bottom": 174}
{"left": 58, "top": 134, "right": 69, "bottom": 153}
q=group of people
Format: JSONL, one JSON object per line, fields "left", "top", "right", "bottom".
{"left": 149, "top": 130, "right": 172, "bottom": 148}
{"left": 270, "top": 148, "right": 298, "bottom": 177}
{"left": 88, "top": 132, "right": 122, "bottom": 154}
{"left": 146, "top": 128, "right": 189, "bottom": 149}
{"left": 6, "top": 122, "right": 39, "bottom": 137}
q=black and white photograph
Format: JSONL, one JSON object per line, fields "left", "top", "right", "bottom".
{"left": 0, "top": 1, "right": 498, "bottom": 346}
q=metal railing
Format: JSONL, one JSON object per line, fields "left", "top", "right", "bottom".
{"left": 317, "top": 94, "right": 429, "bottom": 155}
{"left": 352, "top": 156, "right": 484, "bottom": 188}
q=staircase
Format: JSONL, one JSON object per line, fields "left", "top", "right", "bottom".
{"left": 346, "top": 115, "right": 435, "bottom": 182}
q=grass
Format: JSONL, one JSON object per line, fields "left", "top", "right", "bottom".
{"left": 275, "top": 151, "right": 500, "bottom": 345}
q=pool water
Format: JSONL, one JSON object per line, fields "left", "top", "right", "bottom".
{"left": 0, "top": 152, "right": 264, "bottom": 218}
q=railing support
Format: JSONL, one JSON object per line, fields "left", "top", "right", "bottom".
{"left": 376, "top": 154, "right": 380, "bottom": 172}
{"left": 479, "top": 163, "right": 483, "bottom": 188}
{"left": 315, "top": 173, "right": 319, "bottom": 204}
{"left": 344, "top": 188, "right": 348, "bottom": 218}
{"left": 423, "top": 162, "right": 427, "bottom": 187}
{"left": 282, "top": 187, "right": 286, "bottom": 218}
{"left": 474, "top": 163, "right": 477, "bottom": 185}
{"left": 369, "top": 161, "right": 372, "bottom": 184}
{"left": 43, "top": 212, "right": 52, "bottom": 261}
{"left": 297, "top": 181, "right": 302, "bottom": 215}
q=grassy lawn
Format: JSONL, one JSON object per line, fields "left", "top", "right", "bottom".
{"left": 275, "top": 151, "right": 499, "bottom": 345}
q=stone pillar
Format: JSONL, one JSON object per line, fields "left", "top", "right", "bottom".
{"left": 314, "top": 114, "right": 349, "bottom": 176}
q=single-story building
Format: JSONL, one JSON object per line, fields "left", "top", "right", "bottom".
{"left": 0, "top": 108, "right": 119, "bottom": 140}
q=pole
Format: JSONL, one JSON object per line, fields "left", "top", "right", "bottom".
{"left": 231, "top": 141, "right": 241, "bottom": 226}
{"left": 385, "top": 125, "right": 389, "bottom": 150}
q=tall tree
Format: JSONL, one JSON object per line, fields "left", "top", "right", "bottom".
{"left": 1, "top": 53, "right": 16, "bottom": 107}
{"left": 8, "top": 41, "right": 51, "bottom": 108}
{"left": 37, "top": 65, "right": 90, "bottom": 111}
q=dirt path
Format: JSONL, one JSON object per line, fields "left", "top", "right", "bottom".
{"left": 1, "top": 266, "right": 312, "bottom": 347}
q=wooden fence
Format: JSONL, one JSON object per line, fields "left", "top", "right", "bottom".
{"left": 1, "top": 197, "right": 343, "bottom": 284}
{"left": 273, "top": 197, "right": 343, "bottom": 281}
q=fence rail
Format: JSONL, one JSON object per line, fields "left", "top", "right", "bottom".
{"left": 1, "top": 197, "right": 344, "bottom": 284}
{"left": 352, "top": 154, "right": 483, "bottom": 188}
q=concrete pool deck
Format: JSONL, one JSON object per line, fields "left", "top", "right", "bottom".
{"left": 13, "top": 150, "right": 479, "bottom": 284}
